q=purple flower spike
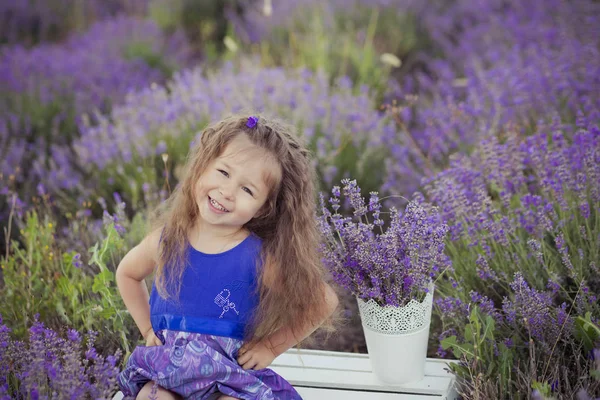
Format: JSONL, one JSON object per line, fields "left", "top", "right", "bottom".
{"left": 246, "top": 116, "right": 259, "bottom": 128}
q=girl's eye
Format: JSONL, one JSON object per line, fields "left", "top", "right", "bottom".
{"left": 218, "top": 169, "right": 229, "bottom": 177}
{"left": 242, "top": 187, "right": 254, "bottom": 196}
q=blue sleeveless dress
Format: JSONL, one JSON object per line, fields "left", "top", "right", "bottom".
{"left": 117, "top": 235, "right": 302, "bottom": 399}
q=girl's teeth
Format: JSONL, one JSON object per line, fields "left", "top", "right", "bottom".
{"left": 210, "top": 198, "right": 227, "bottom": 211}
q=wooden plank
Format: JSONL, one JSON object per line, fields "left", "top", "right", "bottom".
{"left": 270, "top": 365, "right": 452, "bottom": 396}
{"left": 114, "top": 387, "right": 448, "bottom": 400}
{"left": 271, "top": 349, "right": 456, "bottom": 396}
{"left": 296, "top": 386, "right": 445, "bottom": 399}
{"left": 273, "top": 349, "right": 453, "bottom": 377}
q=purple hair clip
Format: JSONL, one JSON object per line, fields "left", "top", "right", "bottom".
{"left": 246, "top": 116, "right": 259, "bottom": 128}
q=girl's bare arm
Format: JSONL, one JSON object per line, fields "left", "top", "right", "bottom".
{"left": 264, "top": 283, "right": 339, "bottom": 355}
{"left": 238, "top": 284, "right": 339, "bottom": 369}
{"left": 115, "top": 228, "right": 162, "bottom": 340}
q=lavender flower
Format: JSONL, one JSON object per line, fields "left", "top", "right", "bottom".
{"left": 382, "top": 0, "right": 600, "bottom": 198}
{"left": 502, "top": 273, "right": 565, "bottom": 348}
{"left": 475, "top": 254, "right": 497, "bottom": 282}
{"left": 431, "top": 116, "right": 599, "bottom": 397}
{"left": 318, "top": 179, "right": 449, "bottom": 306}
{"left": 71, "top": 253, "right": 83, "bottom": 269}
{"left": 0, "top": 314, "right": 121, "bottom": 398}
{"left": 0, "top": 15, "right": 193, "bottom": 209}
{"left": 424, "top": 118, "right": 599, "bottom": 251}
{"left": 67, "top": 64, "right": 391, "bottom": 208}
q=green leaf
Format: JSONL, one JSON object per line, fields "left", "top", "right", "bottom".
{"left": 94, "top": 267, "right": 115, "bottom": 289}
{"left": 575, "top": 313, "right": 600, "bottom": 352}
{"left": 98, "top": 307, "right": 116, "bottom": 319}
{"left": 469, "top": 307, "right": 482, "bottom": 335}
{"left": 441, "top": 335, "right": 457, "bottom": 350}
{"left": 441, "top": 336, "right": 476, "bottom": 359}
{"left": 464, "top": 324, "right": 473, "bottom": 342}
{"left": 88, "top": 242, "right": 99, "bottom": 255}
{"left": 88, "top": 243, "right": 100, "bottom": 266}
{"left": 76, "top": 303, "right": 98, "bottom": 314}
{"left": 92, "top": 270, "right": 112, "bottom": 293}
{"left": 55, "top": 301, "right": 72, "bottom": 325}
{"left": 460, "top": 343, "right": 475, "bottom": 358}
{"left": 481, "top": 315, "right": 496, "bottom": 342}
{"left": 56, "top": 276, "right": 73, "bottom": 297}
{"left": 448, "top": 362, "right": 471, "bottom": 379}
{"left": 486, "top": 358, "right": 497, "bottom": 376}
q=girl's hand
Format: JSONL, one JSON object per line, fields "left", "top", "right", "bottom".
{"left": 237, "top": 341, "right": 278, "bottom": 370}
{"left": 144, "top": 330, "right": 163, "bottom": 347}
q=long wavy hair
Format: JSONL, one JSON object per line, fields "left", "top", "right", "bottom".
{"left": 151, "top": 114, "right": 333, "bottom": 346}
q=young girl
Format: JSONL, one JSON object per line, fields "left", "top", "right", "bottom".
{"left": 116, "top": 114, "right": 339, "bottom": 400}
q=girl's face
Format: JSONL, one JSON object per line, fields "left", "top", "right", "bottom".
{"left": 193, "top": 134, "right": 281, "bottom": 233}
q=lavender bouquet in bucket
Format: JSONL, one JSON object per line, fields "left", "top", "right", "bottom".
{"left": 317, "top": 179, "right": 449, "bottom": 306}
{"left": 317, "top": 179, "right": 449, "bottom": 384}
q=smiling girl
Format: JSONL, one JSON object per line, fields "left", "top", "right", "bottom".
{"left": 116, "top": 114, "right": 339, "bottom": 400}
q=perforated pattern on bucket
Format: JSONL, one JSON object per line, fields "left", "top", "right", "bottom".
{"left": 357, "top": 289, "right": 433, "bottom": 335}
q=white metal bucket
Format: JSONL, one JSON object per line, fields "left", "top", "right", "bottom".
{"left": 357, "top": 285, "right": 434, "bottom": 385}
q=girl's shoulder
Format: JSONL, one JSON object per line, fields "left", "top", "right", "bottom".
{"left": 116, "top": 227, "right": 162, "bottom": 281}
{"left": 140, "top": 227, "right": 163, "bottom": 264}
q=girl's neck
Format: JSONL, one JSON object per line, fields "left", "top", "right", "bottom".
{"left": 188, "top": 221, "right": 250, "bottom": 254}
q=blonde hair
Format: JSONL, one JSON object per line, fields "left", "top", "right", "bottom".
{"left": 152, "top": 114, "right": 333, "bottom": 345}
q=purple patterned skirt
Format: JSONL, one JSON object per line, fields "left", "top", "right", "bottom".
{"left": 118, "top": 330, "right": 302, "bottom": 399}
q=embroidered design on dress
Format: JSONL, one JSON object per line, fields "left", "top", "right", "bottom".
{"left": 214, "top": 289, "right": 239, "bottom": 318}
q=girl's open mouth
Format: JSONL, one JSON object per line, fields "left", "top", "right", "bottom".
{"left": 208, "top": 196, "right": 229, "bottom": 212}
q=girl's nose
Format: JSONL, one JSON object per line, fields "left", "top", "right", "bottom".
{"left": 219, "top": 186, "right": 234, "bottom": 200}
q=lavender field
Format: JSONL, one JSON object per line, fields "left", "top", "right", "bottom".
{"left": 1, "top": 0, "right": 599, "bottom": 398}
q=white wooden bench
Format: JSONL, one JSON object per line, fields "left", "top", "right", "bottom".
{"left": 113, "top": 349, "right": 458, "bottom": 399}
